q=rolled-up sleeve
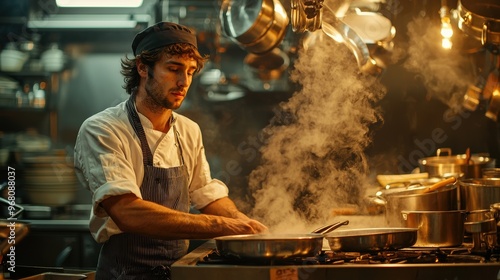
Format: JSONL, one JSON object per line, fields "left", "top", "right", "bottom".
{"left": 191, "top": 178, "right": 229, "bottom": 209}
{"left": 74, "top": 113, "right": 142, "bottom": 218}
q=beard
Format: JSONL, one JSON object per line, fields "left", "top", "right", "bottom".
{"left": 143, "top": 73, "right": 183, "bottom": 112}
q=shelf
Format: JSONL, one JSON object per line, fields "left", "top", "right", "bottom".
{"left": 0, "top": 106, "right": 48, "bottom": 112}
{"left": 0, "top": 70, "right": 53, "bottom": 78}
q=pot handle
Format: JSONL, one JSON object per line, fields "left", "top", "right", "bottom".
{"left": 312, "top": 220, "right": 349, "bottom": 235}
{"left": 371, "top": 193, "right": 387, "bottom": 206}
{"left": 436, "top": 148, "right": 452, "bottom": 156}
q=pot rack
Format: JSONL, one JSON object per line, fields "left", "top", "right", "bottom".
{"left": 220, "top": 0, "right": 394, "bottom": 75}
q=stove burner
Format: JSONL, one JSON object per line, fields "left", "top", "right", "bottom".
{"left": 199, "top": 245, "right": 498, "bottom": 266}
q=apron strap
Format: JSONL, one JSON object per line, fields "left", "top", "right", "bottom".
{"left": 126, "top": 95, "right": 154, "bottom": 166}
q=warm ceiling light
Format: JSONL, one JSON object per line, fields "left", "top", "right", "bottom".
{"left": 56, "top": 0, "right": 143, "bottom": 7}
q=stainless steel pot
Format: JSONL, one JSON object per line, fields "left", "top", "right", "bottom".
{"left": 418, "top": 148, "right": 495, "bottom": 178}
{"left": 243, "top": 48, "right": 289, "bottom": 81}
{"left": 460, "top": 178, "right": 500, "bottom": 210}
{"left": 376, "top": 182, "right": 458, "bottom": 227}
{"left": 214, "top": 220, "right": 348, "bottom": 260}
{"left": 220, "top": 0, "right": 289, "bottom": 54}
{"left": 457, "top": 0, "right": 500, "bottom": 46}
{"left": 324, "top": 228, "right": 418, "bottom": 252}
{"left": 483, "top": 168, "right": 500, "bottom": 178}
{"left": 401, "top": 210, "right": 466, "bottom": 247}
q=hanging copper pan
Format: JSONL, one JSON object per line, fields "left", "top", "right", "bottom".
{"left": 220, "top": 0, "right": 289, "bottom": 54}
{"left": 457, "top": 0, "right": 500, "bottom": 47}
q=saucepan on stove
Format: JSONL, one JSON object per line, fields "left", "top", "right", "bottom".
{"left": 214, "top": 220, "right": 349, "bottom": 260}
{"left": 374, "top": 177, "right": 459, "bottom": 227}
{"left": 324, "top": 228, "right": 418, "bottom": 252}
{"left": 401, "top": 210, "right": 467, "bottom": 247}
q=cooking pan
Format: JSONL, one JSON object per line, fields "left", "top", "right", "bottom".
{"left": 214, "top": 220, "right": 349, "bottom": 260}
{"left": 325, "top": 228, "right": 418, "bottom": 252}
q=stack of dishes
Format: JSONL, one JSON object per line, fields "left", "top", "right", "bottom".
{"left": 0, "top": 76, "right": 19, "bottom": 107}
{"left": 22, "top": 154, "right": 78, "bottom": 207}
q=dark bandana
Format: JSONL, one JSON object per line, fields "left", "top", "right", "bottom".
{"left": 132, "top": 22, "right": 198, "bottom": 55}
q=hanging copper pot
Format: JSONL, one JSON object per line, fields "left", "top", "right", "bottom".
{"left": 220, "top": 0, "right": 289, "bottom": 54}
{"left": 290, "top": 0, "right": 324, "bottom": 32}
{"left": 244, "top": 47, "right": 289, "bottom": 81}
{"left": 457, "top": 0, "right": 500, "bottom": 48}
{"left": 483, "top": 56, "right": 499, "bottom": 121}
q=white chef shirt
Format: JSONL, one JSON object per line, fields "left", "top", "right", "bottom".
{"left": 74, "top": 101, "right": 229, "bottom": 243}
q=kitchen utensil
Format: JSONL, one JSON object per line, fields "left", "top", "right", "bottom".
{"left": 486, "top": 88, "right": 500, "bottom": 122}
{"left": 483, "top": 59, "right": 499, "bottom": 100}
{"left": 464, "top": 218, "right": 497, "bottom": 233}
{"left": 0, "top": 48, "right": 28, "bottom": 72}
{"left": 463, "top": 84, "right": 482, "bottom": 111}
{"left": 422, "top": 176, "right": 457, "bottom": 193}
{"left": 483, "top": 168, "right": 500, "bottom": 178}
{"left": 219, "top": 0, "right": 289, "bottom": 54}
{"left": 401, "top": 210, "right": 466, "bottom": 247}
{"left": 459, "top": 178, "right": 500, "bottom": 211}
{"left": 24, "top": 186, "right": 78, "bottom": 206}
{"left": 324, "top": 227, "right": 418, "bottom": 252}
{"left": 418, "top": 148, "right": 495, "bottom": 178}
{"left": 375, "top": 182, "right": 458, "bottom": 227}
{"left": 489, "top": 203, "right": 500, "bottom": 244}
{"left": 375, "top": 172, "right": 430, "bottom": 188}
{"left": 340, "top": 11, "right": 393, "bottom": 44}
{"left": 322, "top": 4, "right": 383, "bottom": 75}
{"left": 243, "top": 47, "right": 289, "bottom": 81}
{"left": 457, "top": 0, "right": 500, "bottom": 47}
{"left": 41, "top": 43, "right": 65, "bottom": 72}
{"left": 290, "top": 0, "right": 323, "bottom": 32}
{"left": 214, "top": 220, "right": 349, "bottom": 260}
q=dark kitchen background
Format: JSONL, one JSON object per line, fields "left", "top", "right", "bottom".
{"left": 0, "top": 0, "right": 499, "bottom": 270}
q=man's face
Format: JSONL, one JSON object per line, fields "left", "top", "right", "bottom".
{"left": 144, "top": 54, "right": 197, "bottom": 110}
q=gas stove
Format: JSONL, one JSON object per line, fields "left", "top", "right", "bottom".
{"left": 171, "top": 240, "right": 500, "bottom": 280}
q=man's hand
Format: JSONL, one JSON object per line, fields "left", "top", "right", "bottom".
{"left": 245, "top": 218, "right": 268, "bottom": 234}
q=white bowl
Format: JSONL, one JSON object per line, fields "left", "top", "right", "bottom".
{"left": 0, "top": 49, "right": 28, "bottom": 72}
{"left": 24, "top": 175, "right": 77, "bottom": 186}
{"left": 24, "top": 187, "right": 77, "bottom": 206}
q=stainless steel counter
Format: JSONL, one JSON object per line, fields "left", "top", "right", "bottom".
{"left": 19, "top": 219, "right": 89, "bottom": 231}
{"left": 172, "top": 241, "right": 500, "bottom": 280}
{"left": 18, "top": 204, "right": 91, "bottom": 231}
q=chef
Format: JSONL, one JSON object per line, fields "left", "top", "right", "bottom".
{"left": 74, "top": 21, "right": 268, "bottom": 279}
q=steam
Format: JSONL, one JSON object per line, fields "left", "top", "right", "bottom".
{"left": 248, "top": 32, "right": 386, "bottom": 232}
{"left": 403, "top": 17, "right": 474, "bottom": 111}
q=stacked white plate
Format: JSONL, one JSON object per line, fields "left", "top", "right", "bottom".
{"left": 22, "top": 154, "right": 78, "bottom": 206}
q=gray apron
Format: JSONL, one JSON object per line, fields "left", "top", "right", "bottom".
{"left": 95, "top": 96, "right": 190, "bottom": 280}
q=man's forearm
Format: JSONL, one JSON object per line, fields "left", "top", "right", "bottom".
{"left": 200, "top": 197, "right": 249, "bottom": 220}
{"left": 101, "top": 194, "right": 254, "bottom": 239}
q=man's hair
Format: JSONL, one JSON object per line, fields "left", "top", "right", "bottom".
{"left": 120, "top": 43, "right": 208, "bottom": 95}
